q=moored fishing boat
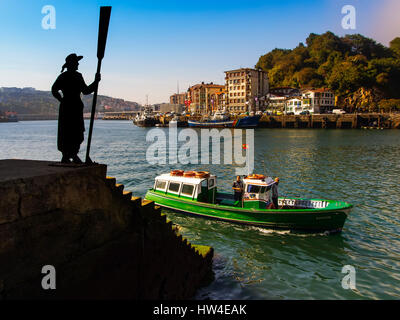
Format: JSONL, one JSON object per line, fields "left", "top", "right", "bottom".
{"left": 133, "top": 111, "right": 159, "bottom": 127}
{"left": 145, "top": 170, "right": 353, "bottom": 232}
{"left": 188, "top": 112, "right": 261, "bottom": 128}
{"left": 234, "top": 114, "right": 261, "bottom": 128}
{"left": 169, "top": 116, "right": 188, "bottom": 127}
{"left": 188, "top": 111, "right": 234, "bottom": 128}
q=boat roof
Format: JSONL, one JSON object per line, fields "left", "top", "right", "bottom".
{"left": 155, "top": 173, "right": 215, "bottom": 185}
{"left": 243, "top": 176, "right": 275, "bottom": 186}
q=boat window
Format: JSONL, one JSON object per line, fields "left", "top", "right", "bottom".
{"left": 181, "top": 184, "right": 194, "bottom": 196}
{"left": 155, "top": 180, "right": 167, "bottom": 191}
{"left": 168, "top": 182, "right": 181, "bottom": 193}
{"left": 247, "top": 184, "right": 262, "bottom": 193}
{"left": 208, "top": 178, "right": 215, "bottom": 188}
{"left": 260, "top": 186, "right": 266, "bottom": 194}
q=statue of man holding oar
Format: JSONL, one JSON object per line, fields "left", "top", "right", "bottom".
{"left": 51, "top": 54, "right": 100, "bottom": 164}
{"left": 51, "top": 6, "right": 111, "bottom": 165}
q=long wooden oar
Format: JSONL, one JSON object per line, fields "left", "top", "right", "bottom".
{"left": 85, "top": 6, "right": 112, "bottom": 164}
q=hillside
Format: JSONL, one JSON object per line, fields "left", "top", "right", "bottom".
{"left": 0, "top": 87, "right": 141, "bottom": 114}
{"left": 256, "top": 32, "right": 400, "bottom": 112}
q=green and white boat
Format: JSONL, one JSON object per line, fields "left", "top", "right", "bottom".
{"left": 145, "top": 170, "right": 353, "bottom": 232}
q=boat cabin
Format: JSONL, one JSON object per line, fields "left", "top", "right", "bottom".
{"left": 152, "top": 170, "right": 277, "bottom": 209}
{"left": 242, "top": 175, "right": 275, "bottom": 209}
{"left": 153, "top": 170, "right": 217, "bottom": 203}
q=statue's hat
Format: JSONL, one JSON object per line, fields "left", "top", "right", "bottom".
{"left": 62, "top": 53, "right": 83, "bottom": 69}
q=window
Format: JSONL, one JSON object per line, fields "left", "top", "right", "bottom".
{"left": 181, "top": 184, "right": 194, "bottom": 196}
{"left": 168, "top": 182, "right": 180, "bottom": 193}
{"left": 247, "top": 185, "right": 262, "bottom": 193}
{"left": 209, "top": 178, "right": 215, "bottom": 188}
{"left": 155, "top": 180, "right": 167, "bottom": 190}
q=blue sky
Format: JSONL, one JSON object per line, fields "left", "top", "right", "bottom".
{"left": 0, "top": 0, "right": 398, "bottom": 104}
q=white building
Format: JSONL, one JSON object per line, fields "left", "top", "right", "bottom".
{"left": 286, "top": 97, "right": 303, "bottom": 115}
{"left": 265, "top": 87, "right": 302, "bottom": 113}
{"left": 302, "top": 89, "right": 335, "bottom": 114}
{"left": 265, "top": 94, "right": 286, "bottom": 113}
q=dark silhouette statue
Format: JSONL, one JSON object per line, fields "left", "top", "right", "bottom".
{"left": 52, "top": 53, "right": 100, "bottom": 164}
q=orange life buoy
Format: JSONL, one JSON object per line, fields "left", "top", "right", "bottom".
{"left": 170, "top": 169, "right": 184, "bottom": 176}
{"left": 183, "top": 171, "right": 196, "bottom": 177}
{"left": 247, "top": 174, "right": 265, "bottom": 180}
{"left": 194, "top": 171, "right": 210, "bottom": 178}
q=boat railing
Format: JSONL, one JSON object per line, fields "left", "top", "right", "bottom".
{"left": 278, "top": 198, "right": 329, "bottom": 209}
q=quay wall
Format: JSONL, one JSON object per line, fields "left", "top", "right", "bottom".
{"left": 259, "top": 113, "right": 400, "bottom": 129}
{"left": 0, "top": 160, "right": 213, "bottom": 299}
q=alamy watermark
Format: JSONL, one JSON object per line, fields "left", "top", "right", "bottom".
{"left": 41, "top": 265, "right": 56, "bottom": 290}
{"left": 41, "top": 5, "right": 56, "bottom": 30}
{"left": 146, "top": 126, "right": 254, "bottom": 175}
{"left": 341, "top": 265, "right": 356, "bottom": 290}
{"left": 341, "top": 5, "right": 356, "bottom": 30}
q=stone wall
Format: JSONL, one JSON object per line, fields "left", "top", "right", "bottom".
{"left": 0, "top": 160, "right": 213, "bottom": 299}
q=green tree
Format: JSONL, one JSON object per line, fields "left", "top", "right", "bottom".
{"left": 327, "top": 61, "right": 368, "bottom": 95}
{"left": 389, "top": 37, "right": 400, "bottom": 57}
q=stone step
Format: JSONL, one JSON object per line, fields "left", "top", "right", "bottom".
{"left": 122, "top": 190, "right": 132, "bottom": 200}
{"left": 115, "top": 183, "right": 124, "bottom": 193}
{"left": 192, "top": 244, "right": 213, "bottom": 258}
{"left": 105, "top": 176, "right": 116, "bottom": 188}
{"left": 130, "top": 196, "right": 142, "bottom": 207}
{"left": 141, "top": 199, "right": 154, "bottom": 209}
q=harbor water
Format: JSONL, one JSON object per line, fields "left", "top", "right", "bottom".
{"left": 1, "top": 120, "right": 400, "bottom": 299}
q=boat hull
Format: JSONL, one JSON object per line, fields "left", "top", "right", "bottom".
{"left": 188, "top": 120, "right": 234, "bottom": 128}
{"left": 169, "top": 120, "right": 188, "bottom": 127}
{"left": 235, "top": 115, "right": 261, "bottom": 128}
{"left": 145, "top": 190, "right": 351, "bottom": 232}
{"left": 133, "top": 119, "right": 159, "bottom": 127}
{"left": 188, "top": 115, "right": 261, "bottom": 128}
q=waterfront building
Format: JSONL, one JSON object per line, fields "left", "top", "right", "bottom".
{"left": 153, "top": 103, "right": 185, "bottom": 114}
{"left": 265, "top": 87, "right": 301, "bottom": 114}
{"left": 170, "top": 92, "right": 187, "bottom": 105}
{"left": 286, "top": 97, "right": 303, "bottom": 115}
{"left": 186, "top": 82, "right": 225, "bottom": 114}
{"left": 269, "top": 87, "right": 301, "bottom": 97}
{"left": 301, "top": 88, "right": 335, "bottom": 114}
{"left": 209, "top": 88, "right": 227, "bottom": 112}
{"left": 283, "top": 89, "right": 336, "bottom": 114}
{"left": 224, "top": 68, "right": 269, "bottom": 114}
{"left": 265, "top": 94, "right": 287, "bottom": 114}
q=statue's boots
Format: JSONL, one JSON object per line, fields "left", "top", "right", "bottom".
{"left": 61, "top": 155, "right": 71, "bottom": 164}
{"left": 72, "top": 155, "right": 83, "bottom": 164}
